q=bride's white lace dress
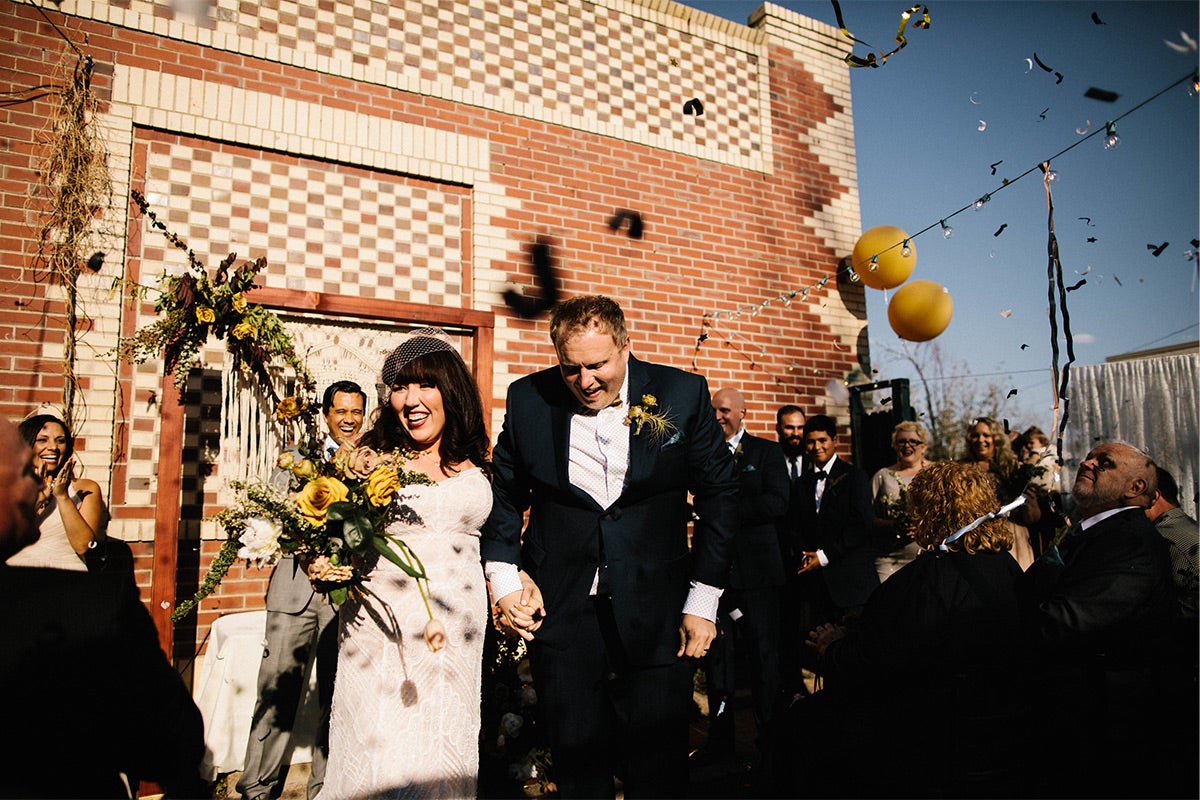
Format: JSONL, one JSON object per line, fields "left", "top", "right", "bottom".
{"left": 322, "top": 467, "right": 492, "bottom": 800}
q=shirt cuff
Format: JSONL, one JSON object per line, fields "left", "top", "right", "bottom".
{"left": 484, "top": 561, "right": 523, "bottom": 605}
{"left": 682, "top": 580, "right": 724, "bottom": 622}
{"left": 816, "top": 549, "right": 830, "bottom": 567}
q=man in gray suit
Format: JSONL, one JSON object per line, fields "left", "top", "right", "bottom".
{"left": 237, "top": 381, "right": 366, "bottom": 800}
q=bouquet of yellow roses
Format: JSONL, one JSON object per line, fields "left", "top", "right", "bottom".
{"left": 171, "top": 398, "right": 435, "bottom": 620}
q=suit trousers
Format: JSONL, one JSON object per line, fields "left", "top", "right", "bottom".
{"left": 236, "top": 598, "right": 337, "bottom": 800}
{"left": 530, "top": 595, "right": 692, "bottom": 799}
{"left": 706, "top": 584, "right": 781, "bottom": 731}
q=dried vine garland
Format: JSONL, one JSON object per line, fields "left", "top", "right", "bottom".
{"left": 29, "top": 49, "right": 114, "bottom": 427}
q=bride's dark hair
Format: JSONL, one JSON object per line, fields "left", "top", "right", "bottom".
{"left": 361, "top": 349, "right": 491, "bottom": 479}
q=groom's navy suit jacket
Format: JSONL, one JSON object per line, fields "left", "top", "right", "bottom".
{"left": 482, "top": 355, "right": 738, "bottom": 667}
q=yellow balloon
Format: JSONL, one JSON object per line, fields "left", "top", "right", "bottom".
{"left": 851, "top": 225, "right": 917, "bottom": 290}
{"left": 887, "top": 280, "right": 954, "bottom": 341}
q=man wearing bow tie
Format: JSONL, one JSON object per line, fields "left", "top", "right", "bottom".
{"left": 482, "top": 295, "right": 738, "bottom": 798}
{"left": 788, "top": 414, "right": 877, "bottom": 678}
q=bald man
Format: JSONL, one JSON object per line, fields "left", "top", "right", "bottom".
{"left": 692, "top": 389, "right": 789, "bottom": 767}
{"left": 1023, "top": 441, "right": 1182, "bottom": 798}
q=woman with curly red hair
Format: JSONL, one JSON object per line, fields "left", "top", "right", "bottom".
{"left": 770, "top": 461, "right": 1030, "bottom": 797}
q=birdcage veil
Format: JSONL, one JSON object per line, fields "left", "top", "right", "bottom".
{"left": 379, "top": 327, "right": 462, "bottom": 396}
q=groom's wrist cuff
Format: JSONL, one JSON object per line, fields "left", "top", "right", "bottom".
{"left": 682, "top": 580, "right": 723, "bottom": 622}
{"left": 484, "top": 561, "right": 523, "bottom": 603}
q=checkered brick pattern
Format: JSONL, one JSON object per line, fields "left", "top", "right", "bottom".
{"left": 141, "top": 137, "right": 466, "bottom": 305}
{"left": 97, "top": 0, "right": 767, "bottom": 163}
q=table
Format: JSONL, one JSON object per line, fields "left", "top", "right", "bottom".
{"left": 193, "top": 610, "right": 320, "bottom": 781}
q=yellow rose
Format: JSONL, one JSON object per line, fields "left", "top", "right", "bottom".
{"left": 275, "top": 396, "right": 303, "bottom": 421}
{"left": 195, "top": 306, "right": 216, "bottom": 324}
{"left": 231, "top": 321, "right": 254, "bottom": 339}
{"left": 291, "top": 459, "right": 318, "bottom": 480}
{"left": 231, "top": 293, "right": 247, "bottom": 313}
{"left": 365, "top": 466, "right": 402, "bottom": 507}
{"left": 276, "top": 450, "right": 296, "bottom": 470}
{"left": 294, "top": 476, "right": 349, "bottom": 526}
{"left": 641, "top": 394, "right": 658, "bottom": 408}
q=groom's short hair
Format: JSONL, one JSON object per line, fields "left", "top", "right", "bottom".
{"left": 549, "top": 294, "right": 628, "bottom": 349}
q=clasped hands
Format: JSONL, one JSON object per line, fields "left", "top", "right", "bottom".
{"left": 493, "top": 573, "right": 717, "bottom": 659}
{"left": 494, "top": 570, "right": 546, "bottom": 641}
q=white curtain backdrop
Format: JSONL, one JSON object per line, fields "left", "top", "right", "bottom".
{"left": 1065, "top": 353, "right": 1198, "bottom": 519}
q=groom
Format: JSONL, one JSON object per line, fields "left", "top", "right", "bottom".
{"left": 483, "top": 294, "right": 738, "bottom": 798}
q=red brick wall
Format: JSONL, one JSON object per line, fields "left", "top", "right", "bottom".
{"left": 0, "top": 0, "right": 867, "bottom": 658}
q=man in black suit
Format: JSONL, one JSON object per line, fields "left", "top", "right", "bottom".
{"left": 692, "top": 388, "right": 789, "bottom": 765}
{"left": 1023, "top": 441, "right": 1186, "bottom": 798}
{"left": 482, "top": 295, "right": 738, "bottom": 798}
{"left": 774, "top": 404, "right": 811, "bottom": 700}
{"left": 776, "top": 404, "right": 807, "bottom": 485}
{"left": 0, "top": 418, "right": 207, "bottom": 798}
{"left": 789, "top": 414, "right": 877, "bottom": 677}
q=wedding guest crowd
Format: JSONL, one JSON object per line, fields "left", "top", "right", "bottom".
{"left": 8, "top": 294, "right": 1197, "bottom": 800}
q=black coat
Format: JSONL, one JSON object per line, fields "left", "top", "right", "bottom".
{"left": 0, "top": 566, "right": 207, "bottom": 798}
{"left": 728, "top": 433, "right": 789, "bottom": 590}
{"left": 482, "top": 355, "right": 739, "bottom": 667}
{"left": 793, "top": 456, "right": 878, "bottom": 610}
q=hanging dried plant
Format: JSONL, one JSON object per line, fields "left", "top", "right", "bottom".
{"left": 28, "top": 48, "right": 115, "bottom": 427}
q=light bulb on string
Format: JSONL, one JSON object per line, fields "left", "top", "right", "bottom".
{"left": 1103, "top": 121, "right": 1121, "bottom": 150}
{"left": 1045, "top": 168, "right": 1059, "bottom": 184}
{"left": 940, "top": 219, "right": 954, "bottom": 239}
{"left": 869, "top": 255, "right": 879, "bottom": 273}
{"left": 973, "top": 193, "right": 991, "bottom": 211}
{"left": 901, "top": 239, "right": 912, "bottom": 257}
{"left": 848, "top": 269, "right": 861, "bottom": 283}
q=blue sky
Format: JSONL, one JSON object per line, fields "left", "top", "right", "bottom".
{"left": 693, "top": 1, "right": 1198, "bottom": 428}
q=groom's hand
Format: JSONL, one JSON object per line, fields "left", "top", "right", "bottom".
{"left": 678, "top": 613, "right": 716, "bottom": 659}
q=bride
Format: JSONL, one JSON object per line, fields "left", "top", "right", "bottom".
{"left": 320, "top": 328, "right": 493, "bottom": 799}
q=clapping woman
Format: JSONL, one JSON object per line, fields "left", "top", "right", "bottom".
{"left": 6, "top": 414, "right": 107, "bottom": 570}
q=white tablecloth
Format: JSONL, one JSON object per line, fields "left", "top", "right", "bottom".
{"left": 193, "top": 610, "right": 320, "bottom": 780}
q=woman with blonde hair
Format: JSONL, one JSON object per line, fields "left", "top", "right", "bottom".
{"left": 959, "top": 416, "right": 1036, "bottom": 569}
{"left": 870, "top": 420, "right": 932, "bottom": 582}
{"left": 771, "top": 461, "right": 1029, "bottom": 797}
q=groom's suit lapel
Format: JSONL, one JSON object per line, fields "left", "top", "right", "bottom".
{"left": 624, "top": 357, "right": 656, "bottom": 490}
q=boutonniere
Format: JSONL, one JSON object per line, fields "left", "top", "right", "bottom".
{"left": 733, "top": 442, "right": 744, "bottom": 463}
{"left": 624, "top": 393, "right": 678, "bottom": 446}
{"left": 828, "top": 473, "right": 847, "bottom": 490}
